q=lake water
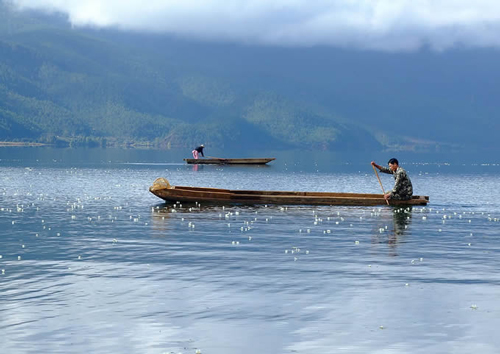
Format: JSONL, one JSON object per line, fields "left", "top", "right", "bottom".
{"left": 1, "top": 147, "right": 500, "bottom": 354}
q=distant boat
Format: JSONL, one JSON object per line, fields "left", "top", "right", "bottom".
{"left": 183, "top": 157, "right": 275, "bottom": 165}
{"left": 149, "top": 178, "right": 429, "bottom": 206}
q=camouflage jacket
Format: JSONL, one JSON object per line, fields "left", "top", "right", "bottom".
{"left": 379, "top": 166, "right": 413, "bottom": 199}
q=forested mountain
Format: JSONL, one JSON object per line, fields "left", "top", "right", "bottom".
{"left": 1, "top": 1, "right": 499, "bottom": 151}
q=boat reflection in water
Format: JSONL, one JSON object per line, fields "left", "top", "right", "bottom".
{"left": 150, "top": 205, "right": 172, "bottom": 234}
{"left": 150, "top": 201, "right": 211, "bottom": 235}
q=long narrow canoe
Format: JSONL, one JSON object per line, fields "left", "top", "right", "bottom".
{"left": 149, "top": 178, "right": 429, "bottom": 206}
{"left": 183, "top": 158, "right": 275, "bottom": 165}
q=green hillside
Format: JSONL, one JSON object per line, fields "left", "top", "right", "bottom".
{"left": 0, "top": 3, "right": 381, "bottom": 150}
{"left": 2, "top": 2, "right": 498, "bottom": 152}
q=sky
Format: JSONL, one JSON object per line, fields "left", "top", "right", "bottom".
{"left": 8, "top": 0, "right": 500, "bottom": 51}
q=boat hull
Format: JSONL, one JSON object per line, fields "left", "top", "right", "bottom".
{"left": 149, "top": 178, "right": 429, "bottom": 206}
{"left": 183, "top": 158, "right": 275, "bottom": 165}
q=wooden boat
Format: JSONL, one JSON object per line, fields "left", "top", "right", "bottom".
{"left": 149, "top": 178, "right": 429, "bottom": 206}
{"left": 183, "top": 157, "right": 275, "bottom": 165}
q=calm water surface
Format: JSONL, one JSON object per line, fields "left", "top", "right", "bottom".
{"left": 1, "top": 148, "right": 500, "bottom": 354}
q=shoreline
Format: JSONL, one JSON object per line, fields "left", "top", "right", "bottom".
{"left": 0, "top": 142, "right": 48, "bottom": 147}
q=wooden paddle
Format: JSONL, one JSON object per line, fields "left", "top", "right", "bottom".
{"left": 372, "top": 164, "right": 390, "bottom": 205}
{"left": 206, "top": 155, "right": 225, "bottom": 160}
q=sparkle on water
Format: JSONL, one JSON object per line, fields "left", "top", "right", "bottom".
{"left": 1, "top": 148, "right": 500, "bottom": 354}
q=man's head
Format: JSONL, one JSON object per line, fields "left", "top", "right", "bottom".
{"left": 388, "top": 158, "right": 399, "bottom": 171}
{"left": 201, "top": 144, "right": 204, "bottom": 147}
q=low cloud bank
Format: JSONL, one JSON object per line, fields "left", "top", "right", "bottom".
{"left": 9, "top": 0, "right": 500, "bottom": 51}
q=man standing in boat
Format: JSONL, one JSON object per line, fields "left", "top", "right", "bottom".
{"left": 371, "top": 158, "right": 413, "bottom": 201}
{"left": 192, "top": 144, "right": 205, "bottom": 159}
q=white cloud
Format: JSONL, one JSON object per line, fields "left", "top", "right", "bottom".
{"left": 9, "top": 0, "right": 500, "bottom": 51}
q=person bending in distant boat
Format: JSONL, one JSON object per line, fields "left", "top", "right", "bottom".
{"left": 371, "top": 158, "right": 413, "bottom": 201}
{"left": 192, "top": 144, "right": 205, "bottom": 159}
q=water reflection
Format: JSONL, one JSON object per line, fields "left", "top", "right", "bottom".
{"left": 150, "top": 203, "right": 214, "bottom": 234}
{"left": 150, "top": 205, "right": 172, "bottom": 233}
{"left": 388, "top": 207, "right": 413, "bottom": 256}
{"left": 192, "top": 164, "right": 204, "bottom": 172}
{"left": 371, "top": 207, "right": 413, "bottom": 256}
{"left": 393, "top": 206, "right": 412, "bottom": 236}
{"left": 2, "top": 149, "right": 500, "bottom": 354}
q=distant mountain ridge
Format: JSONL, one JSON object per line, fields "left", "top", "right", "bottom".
{"left": 1, "top": 1, "right": 499, "bottom": 151}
